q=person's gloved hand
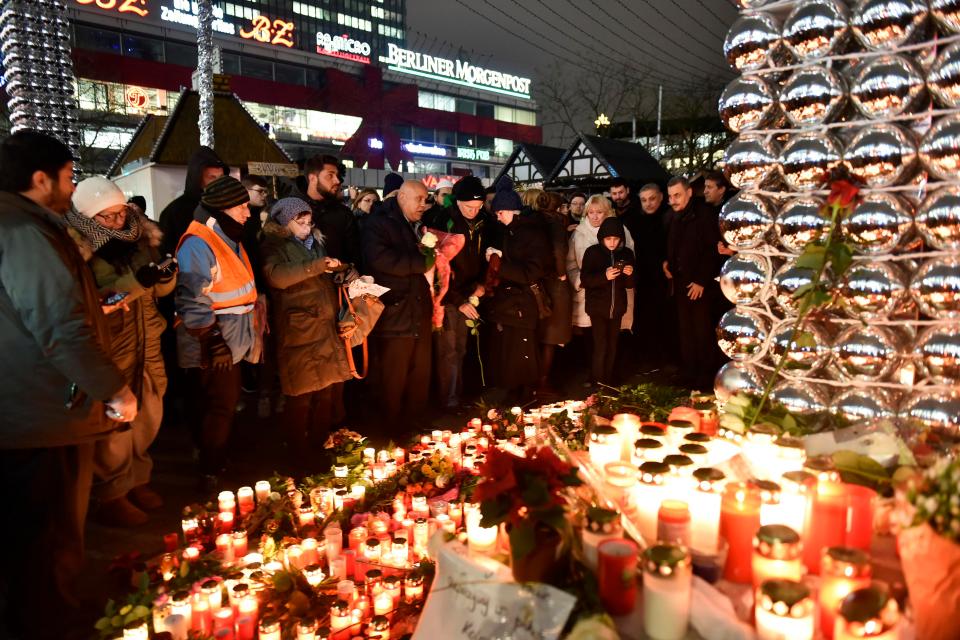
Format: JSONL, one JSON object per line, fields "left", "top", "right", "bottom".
{"left": 485, "top": 247, "right": 502, "bottom": 261}
{"left": 191, "top": 325, "right": 233, "bottom": 371}
{"left": 135, "top": 263, "right": 167, "bottom": 287}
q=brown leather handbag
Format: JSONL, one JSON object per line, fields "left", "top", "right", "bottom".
{"left": 337, "top": 287, "right": 384, "bottom": 379}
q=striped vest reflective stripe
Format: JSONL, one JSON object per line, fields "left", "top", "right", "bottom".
{"left": 178, "top": 219, "right": 257, "bottom": 314}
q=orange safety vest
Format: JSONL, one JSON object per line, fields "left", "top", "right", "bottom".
{"left": 177, "top": 219, "right": 257, "bottom": 314}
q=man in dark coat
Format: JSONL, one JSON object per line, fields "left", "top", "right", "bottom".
{"left": 665, "top": 176, "right": 724, "bottom": 391}
{"left": 0, "top": 131, "right": 138, "bottom": 639}
{"left": 610, "top": 177, "right": 641, "bottom": 220}
{"left": 362, "top": 180, "right": 433, "bottom": 433}
{"left": 158, "top": 146, "right": 228, "bottom": 254}
{"left": 703, "top": 170, "right": 736, "bottom": 332}
{"left": 429, "top": 176, "right": 489, "bottom": 409}
{"left": 292, "top": 155, "right": 360, "bottom": 266}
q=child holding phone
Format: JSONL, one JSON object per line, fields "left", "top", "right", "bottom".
{"left": 580, "top": 217, "right": 635, "bottom": 385}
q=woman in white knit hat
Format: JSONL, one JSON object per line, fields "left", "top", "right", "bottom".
{"left": 67, "top": 177, "right": 176, "bottom": 527}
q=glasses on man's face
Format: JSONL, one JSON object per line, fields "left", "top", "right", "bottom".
{"left": 293, "top": 215, "right": 314, "bottom": 227}
{"left": 251, "top": 187, "right": 268, "bottom": 196}
{"left": 96, "top": 207, "right": 128, "bottom": 223}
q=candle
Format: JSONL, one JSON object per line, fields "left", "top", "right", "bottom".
{"left": 123, "top": 620, "right": 149, "bottom": 639}
{"left": 752, "top": 524, "right": 803, "bottom": 589}
{"left": 330, "top": 599, "right": 352, "bottom": 639}
{"left": 285, "top": 544, "right": 304, "bottom": 571}
{"left": 216, "top": 534, "right": 234, "bottom": 563}
{"left": 602, "top": 461, "right": 638, "bottom": 508}
{"left": 719, "top": 481, "right": 761, "bottom": 584}
{"left": 803, "top": 457, "right": 848, "bottom": 574}
{"left": 342, "top": 549, "right": 356, "bottom": 582}
{"left": 820, "top": 547, "right": 872, "bottom": 640}
{"left": 448, "top": 503, "right": 463, "bottom": 528}
{"left": 384, "top": 574, "right": 402, "bottom": 606}
{"left": 743, "top": 424, "right": 779, "bottom": 480}
{"left": 369, "top": 615, "right": 390, "bottom": 639}
{"left": 259, "top": 617, "right": 281, "bottom": 640}
{"left": 635, "top": 461, "right": 669, "bottom": 545}
{"left": 337, "top": 579, "right": 356, "bottom": 603}
{"left": 411, "top": 494, "right": 428, "bottom": 514}
{"left": 236, "top": 595, "right": 258, "bottom": 640}
{"left": 237, "top": 486, "right": 254, "bottom": 515}
{"left": 589, "top": 425, "right": 622, "bottom": 468}
{"left": 349, "top": 526, "right": 369, "bottom": 550}
{"left": 845, "top": 485, "right": 876, "bottom": 551}
{"left": 162, "top": 614, "right": 188, "bottom": 640}
{"left": 163, "top": 532, "right": 179, "bottom": 552}
{"left": 773, "top": 436, "right": 806, "bottom": 474}
{"left": 191, "top": 594, "right": 212, "bottom": 635}
{"left": 152, "top": 596, "right": 171, "bottom": 635}
{"left": 689, "top": 467, "right": 725, "bottom": 555}
{"left": 641, "top": 543, "right": 692, "bottom": 640}
{"left": 611, "top": 413, "right": 641, "bottom": 460}
{"left": 581, "top": 508, "right": 623, "bottom": 573}
{"left": 693, "top": 398, "right": 719, "bottom": 435}
{"left": 201, "top": 579, "right": 222, "bottom": 611}
{"left": 639, "top": 423, "right": 668, "bottom": 446}
{"left": 678, "top": 443, "right": 708, "bottom": 467}
{"left": 413, "top": 518, "right": 429, "bottom": 554}
{"left": 666, "top": 420, "right": 696, "bottom": 449}
{"left": 771, "top": 471, "right": 816, "bottom": 537}
{"left": 363, "top": 538, "right": 382, "bottom": 564}
{"left": 752, "top": 479, "right": 783, "bottom": 526}
{"left": 374, "top": 591, "right": 394, "bottom": 620}
{"left": 218, "top": 511, "right": 234, "bottom": 533}
{"left": 218, "top": 490, "right": 236, "bottom": 513}
{"left": 404, "top": 574, "right": 424, "bottom": 603}
{"left": 232, "top": 530, "right": 248, "bottom": 558}
{"left": 657, "top": 500, "right": 691, "bottom": 547}
{"left": 301, "top": 537, "right": 319, "bottom": 566}
{"left": 333, "top": 464, "right": 349, "bottom": 478}
{"left": 394, "top": 447, "right": 406, "bottom": 464}
{"left": 363, "top": 446, "right": 376, "bottom": 463}
{"left": 183, "top": 546, "right": 200, "bottom": 562}
{"left": 633, "top": 437, "right": 665, "bottom": 465}
{"left": 597, "top": 538, "right": 639, "bottom": 616}
{"left": 212, "top": 607, "right": 233, "bottom": 635}
{"left": 255, "top": 480, "right": 271, "bottom": 503}
{"left": 326, "top": 527, "right": 343, "bottom": 564}
{"left": 834, "top": 583, "right": 899, "bottom": 640}
{"left": 365, "top": 568, "right": 384, "bottom": 598}
{"left": 299, "top": 503, "right": 316, "bottom": 529}
{"left": 297, "top": 616, "right": 318, "bottom": 640}
{"left": 663, "top": 454, "right": 695, "bottom": 503}
{"left": 182, "top": 511, "right": 199, "bottom": 544}
{"left": 755, "top": 579, "right": 814, "bottom": 640}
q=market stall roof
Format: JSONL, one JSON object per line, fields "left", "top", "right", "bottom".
{"left": 547, "top": 133, "right": 669, "bottom": 188}
{"left": 107, "top": 89, "right": 291, "bottom": 177}
{"left": 493, "top": 142, "right": 566, "bottom": 187}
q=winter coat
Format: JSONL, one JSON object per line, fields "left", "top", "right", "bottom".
{"left": 429, "top": 204, "right": 490, "bottom": 307}
{"left": 66, "top": 217, "right": 172, "bottom": 402}
{"left": 620, "top": 203, "right": 669, "bottom": 283}
{"left": 667, "top": 198, "right": 722, "bottom": 288}
{"left": 487, "top": 210, "right": 551, "bottom": 331}
{"left": 538, "top": 210, "right": 573, "bottom": 345}
{"left": 580, "top": 218, "right": 636, "bottom": 321}
{"left": 158, "top": 146, "right": 229, "bottom": 254}
{"left": 291, "top": 182, "right": 360, "bottom": 266}
{"left": 567, "top": 215, "right": 635, "bottom": 329}
{"left": 362, "top": 198, "right": 432, "bottom": 338}
{"left": 0, "top": 191, "right": 125, "bottom": 448}
{"left": 259, "top": 221, "right": 352, "bottom": 396}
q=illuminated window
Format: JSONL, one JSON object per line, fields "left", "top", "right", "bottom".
{"left": 293, "top": 2, "right": 330, "bottom": 20}
{"left": 83, "top": 127, "right": 134, "bottom": 150}
{"left": 494, "top": 138, "right": 514, "bottom": 157}
{"left": 377, "top": 24, "right": 403, "bottom": 38}
{"left": 418, "top": 91, "right": 454, "bottom": 112}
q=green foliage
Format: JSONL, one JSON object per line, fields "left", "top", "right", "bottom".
{"left": 831, "top": 450, "right": 893, "bottom": 491}
{"left": 722, "top": 391, "right": 845, "bottom": 437}
{"left": 93, "top": 573, "right": 152, "bottom": 638}
{"left": 589, "top": 382, "right": 690, "bottom": 422}
{"left": 907, "top": 457, "right": 960, "bottom": 541}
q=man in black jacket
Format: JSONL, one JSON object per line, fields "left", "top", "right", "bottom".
{"left": 429, "top": 176, "right": 489, "bottom": 409}
{"left": 293, "top": 155, "right": 360, "bottom": 266}
{"left": 665, "top": 176, "right": 724, "bottom": 391}
{"left": 158, "top": 146, "right": 228, "bottom": 254}
{"left": 362, "top": 180, "right": 433, "bottom": 432}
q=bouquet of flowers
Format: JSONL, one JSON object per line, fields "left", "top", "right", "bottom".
{"left": 419, "top": 228, "right": 465, "bottom": 329}
{"left": 324, "top": 428, "right": 367, "bottom": 466}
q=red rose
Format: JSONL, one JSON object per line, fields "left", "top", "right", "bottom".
{"left": 826, "top": 180, "right": 859, "bottom": 208}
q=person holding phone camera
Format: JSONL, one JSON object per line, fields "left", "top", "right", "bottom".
{"left": 579, "top": 217, "right": 635, "bottom": 386}
{"left": 67, "top": 177, "right": 176, "bottom": 527}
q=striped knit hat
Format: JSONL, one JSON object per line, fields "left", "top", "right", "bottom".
{"left": 201, "top": 175, "right": 250, "bottom": 210}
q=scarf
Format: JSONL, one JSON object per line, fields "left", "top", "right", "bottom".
{"left": 66, "top": 208, "right": 144, "bottom": 252}
{"left": 213, "top": 210, "right": 246, "bottom": 243}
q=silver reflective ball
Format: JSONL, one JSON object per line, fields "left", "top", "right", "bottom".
{"left": 779, "top": 131, "right": 842, "bottom": 191}
{"left": 717, "top": 307, "right": 769, "bottom": 362}
{"left": 723, "top": 134, "right": 780, "bottom": 190}
{"left": 719, "top": 76, "right": 777, "bottom": 133}
{"left": 850, "top": 54, "right": 925, "bottom": 119}
{"left": 774, "top": 260, "right": 827, "bottom": 314}
{"left": 724, "top": 12, "right": 781, "bottom": 72}
{"left": 779, "top": 66, "right": 846, "bottom": 127}
{"left": 833, "top": 325, "right": 901, "bottom": 381}
{"left": 776, "top": 195, "right": 830, "bottom": 253}
{"left": 920, "top": 114, "right": 960, "bottom": 181}
{"left": 714, "top": 361, "right": 766, "bottom": 403}
{"left": 851, "top": 0, "right": 928, "bottom": 51}
{"left": 837, "top": 261, "right": 907, "bottom": 319}
{"left": 736, "top": 0, "right": 772, "bottom": 7}
{"left": 917, "top": 186, "right": 960, "bottom": 250}
{"left": 841, "top": 192, "right": 913, "bottom": 254}
{"left": 910, "top": 257, "right": 960, "bottom": 318}
{"left": 844, "top": 123, "right": 917, "bottom": 187}
{"left": 928, "top": 42, "right": 960, "bottom": 108}
{"left": 771, "top": 380, "right": 830, "bottom": 416}
{"left": 832, "top": 387, "right": 897, "bottom": 423}
{"left": 783, "top": 0, "right": 849, "bottom": 61}
{"left": 902, "top": 390, "right": 960, "bottom": 434}
{"left": 719, "top": 192, "right": 775, "bottom": 249}
{"left": 931, "top": 0, "right": 960, "bottom": 33}
{"left": 720, "top": 253, "right": 773, "bottom": 305}
{"left": 916, "top": 325, "right": 960, "bottom": 383}
{"left": 768, "top": 318, "right": 832, "bottom": 375}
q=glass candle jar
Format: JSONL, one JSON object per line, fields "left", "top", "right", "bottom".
{"left": 611, "top": 413, "right": 641, "bottom": 460}
{"left": 181, "top": 510, "right": 199, "bottom": 544}
{"left": 657, "top": 500, "right": 691, "bottom": 547}
{"left": 597, "top": 538, "right": 639, "bottom": 617}
{"left": 633, "top": 437, "right": 665, "bottom": 465}
{"left": 201, "top": 579, "right": 222, "bottom": 612}
{"left": 296, "top": 615, "right": 318, "bottom": 640}
{"left": 363, "top": 538, "right": 382, "bottom": 564}
{"left": 365, "top": 568, "right": 384, "bottom": 598}
{"left": 755, "top": 579, "right": 815, "bottom": 640}
{"left": 369, "top": 615, "right": 390, "bottom": 639}
{"left": 639, "top": 423, "right": 668, "bottom": 446}
{"left": 678, "top": 443, "right": 708, "bottom": 467}
{"left": 751, "top": 479, "right": 783, "bottom": 527}
{"left": 589, "top": 425, "right": 623, "bottom": 468}
{"left": 803, "top": 457, "right": 848, "bottom": 575}
{"left": 236, "top": 486, "right": 254, "bottom": 515}
{"left": 465, "top": 505, "right": 497, "bottom": 554}
{"left": 603, "top": 461, "right": 638, "bottom": 508}
{"left": 349, "top": 526, "right": 368, "bottom": 551}
{"left": 254, "top": 480, "right": 272, "bottom": 503}
{"left": 772, "top": 470, "right": 816, "bottom": 537}
{"left": 720, "top": 482, "right": 761, "bottom": 584}
{"left": 383, "top": 574, "right": 402, "bottom": 606}
{"left": 404, "top": 574, "right": 424, "bottom": 603}
{"left": 581, "top": 507, "right": 622, "bottom": 573}
{"left": 635, "top": 461, "right": 670, "bottom": 546}
{"left": 258, "top": 616, "right": 281, "bottom": 640}
{"left": 689, "top": 467, "right": 725, "bottom": 556}
{"left": 304, "top": 563, "right": 325, "bottom": 588}
{"left": 835, "top": 582, "right": 899, "bottom": 640}
{"left": 743, "top": 423, "right": 779, "bottom": 480}
{"left": 752, "top": 524, "right": 803, "bottom": 589}
{"left": 667, "top": 420, "right": 696, "bottom": 449}
{"left": 773, "top": 436, "right": 806, "bottom": 474}
{"left": 820, "top": 547, "right": 872, "bottom": 640}
{"left": 693, "top": 398, "right": 719, "bottom": 436}
{"left": 663, "top": 454, "right": 696, "bottom": 504}
{"left": 642, "top": 543, "right": 692, "bottom": 640}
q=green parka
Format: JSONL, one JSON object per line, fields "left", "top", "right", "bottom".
{"left": 259, "top": 220, "right": 352, "bottom": 397}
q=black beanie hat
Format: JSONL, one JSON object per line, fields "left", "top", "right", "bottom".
{"left": 453, "top": 175, "right": 485, "bottom": 202}
{"left": 383, "top": 172, "right": 403, "bottom": 195}
{"left": 201, "top": 175, "right": 250, "bottom": 210}
{"left": 491, "top": 175, "right": 522, "bottom": 212}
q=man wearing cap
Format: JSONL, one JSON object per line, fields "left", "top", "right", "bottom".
{"left": 430, "top": 176, "right": 490, "bottom": 410}
{"left": 175, "top": 175, "right": 259, "bottom": 491}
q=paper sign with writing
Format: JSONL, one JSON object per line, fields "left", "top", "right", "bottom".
{"left": 413, "top": 536, "right": 576, "bottom": 640}
{"left": 348, "top": 277, "right": 390, "bottom": 300}
{"left": 247, "top": 162, "right": 300, "bottom": 177}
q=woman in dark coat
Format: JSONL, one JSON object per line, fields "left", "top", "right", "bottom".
{"left": 533, "top": 190, "right": 574, "bottom": 395}
{"left": 260, "top": 198, "right": 352, "bottom": 470}
{"left": 485, "top": 182, "right": 551, "bottom": 402}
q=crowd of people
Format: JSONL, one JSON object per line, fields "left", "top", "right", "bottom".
{"left": 0, "top": 129, "right": 733, "bottom": 638}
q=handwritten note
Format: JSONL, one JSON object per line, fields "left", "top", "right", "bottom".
{"left": 348, "top": 276, "right": 390, "bottom": 299}
{"left": 413, "top": 535, "right": 576, "bottom": 640}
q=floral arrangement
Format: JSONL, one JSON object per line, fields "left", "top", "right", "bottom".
{"left": 586, "top": 382, "right": 690, "bottom": 423}
{"left": 476, "top": 446, "right": 583, "bottom": 559}
{"left": 906, "top": 457, "right": 960, "bottom": 541}
{"left": 477, "top": 404, "right": 525, "bottom": 440}
{"left": 419, "top": 228, "right": 465, "bottom": 329}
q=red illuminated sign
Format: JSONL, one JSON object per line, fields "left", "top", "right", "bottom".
{"left": 76, "top": 0, "right": 149, "bottom": 17}
{"left": 125, "top": 86, "right": 148, "bottom": 109}
{"left": 239, "top": 15, "right": 294, "bottom": 48}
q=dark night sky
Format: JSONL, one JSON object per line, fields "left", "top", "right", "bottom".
{"left": 406, "top": 0, "right": 740, "bottom": 91}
